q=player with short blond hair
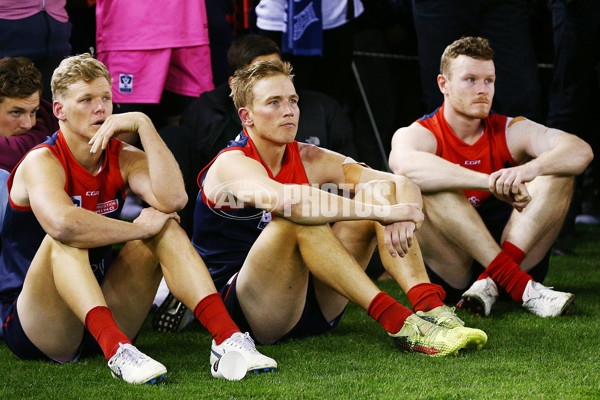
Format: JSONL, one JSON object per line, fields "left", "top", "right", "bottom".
{"left": 193, "top": 59, "right": 488, "bottom": 357}
{"left": 0, "top": 54, "right": 275, "bottom": 384}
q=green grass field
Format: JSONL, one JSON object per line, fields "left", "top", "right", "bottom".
{"left": 1, "top": 225, "right": 599, "bottom": 399}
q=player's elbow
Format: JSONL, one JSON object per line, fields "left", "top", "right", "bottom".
{"left": 389, "top": 151, "right": 416, "bottom": 177}
{"left": 388, "top": 154, "right": 404, "bottom": 176}
{"left": 561, "top": 135, "right": 594, "bottom": 175}
{"left": 173, "top": 192, "right": 189, "bottom": 212}
{"left": 45, "top": 214, "right": 78, "bottom": 243}
{"left": 162, "top": 192, "right": 188, "bottom": 213}
{"left": 567, "top": 141, "right": 595, "bottom": 176}
{"left": 580, "top": 142, "right": 594, "bottom": 173}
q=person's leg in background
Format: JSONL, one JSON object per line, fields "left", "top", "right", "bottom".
{"left": 205, "top": 0, "right": 234, "bottom": 87}
{"left": 547, "top": 0, "right": 600, "bottom": 225}
{"left": 0, "top": 12, "right": 71, "bottom": 103}
{"left": 411, "top": 0, "right": 472, "bottom": 113}
{"left": 479, "top": 0, "right": 542, "bottom": 121}
{"left": 163, "top": 45, "right": 214, "bottom": 126}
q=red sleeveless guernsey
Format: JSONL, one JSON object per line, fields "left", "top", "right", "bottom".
{"left": 416, "top": 103, "right": 516, "bottom": 207}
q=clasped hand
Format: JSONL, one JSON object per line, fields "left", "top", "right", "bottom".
{"left": 488, "top": 165, "right": 534, "bottom": 212}
{"left": 133, "top": 207, "right": 180, "bottom": 237}
{"left": 381, "top": 203, "right": 423, "bottom": 258}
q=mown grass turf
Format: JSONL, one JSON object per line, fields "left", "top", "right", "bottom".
{"left": 1, "top": 226, "right": 599, "bottom": 399}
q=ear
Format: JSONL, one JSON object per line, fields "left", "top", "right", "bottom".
{"left": 437, "top": 74, "right": 448, "bottom": 95}
{"left": 238, "top": 107, "right": 253, "bottom": 127}
{"left": 228, "top": 76, "right": 234, "bottom": 88}
{"left": 53, "top": 100, "right": 66, "bottom": 121}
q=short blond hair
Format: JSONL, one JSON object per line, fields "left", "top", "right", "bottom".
{"left": 440, "top": 37, "right": 494, "bottom": 77}
{"left": 230, "top": 59, "right": 294, "bottom": 109}
{"left": 51, "top": 54, "right": 112, "bottom": 101}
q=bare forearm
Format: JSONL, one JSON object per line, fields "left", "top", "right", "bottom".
{"left": 391, "top": 151, "right": 489, "bottom": 193}
{"left": 47, "top": 208, "right": 152, "bottom": 248}
{"left": 137, "top": 120, "right": 187, "bottom": 211}
{"left": 274, "top": 185, "right": 370, "bottom": 224}
{"left": 357, "top": 167, "right": 422, "bottom": 206}
{"left": 273, "top": 184, "right": 416, "bottom": 225}
{"left": 527, "top": 136, "right": 593, "bottom": 177}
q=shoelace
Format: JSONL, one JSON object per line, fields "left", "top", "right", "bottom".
{"left": 227, "top": 332, "right": 260, "bottom": 355}
{"left": 412, "top": 319, "right": 447, "bottom": 343}
{"left": 415, "top": 326, "right": 449, "bottom": 352}
{"left": 114, "top": 344, "right": 150, "bottom": 367}
{"left": 434, "top": 307, "right": 464, "bottom": 327}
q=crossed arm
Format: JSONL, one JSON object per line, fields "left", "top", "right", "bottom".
{"left": 202, "top": 145, "right": 424, "bottom": 257}
{"left": 390, "top": 123, "right": 492, "bottom": 193}
{"left": 11, "top": 113, "right": 185, "bottom": 248}
{"left": 389, "top": 118, "right": 593, "bottom": 211}
{"left": 490, "top": 117, "right": 593, "bottom": 199}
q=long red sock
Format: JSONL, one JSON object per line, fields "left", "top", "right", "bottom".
{"left": 85, "top": 306, "right": 131, "bottom": 360}
{"left": 406, "top": 283, "right": 446, "bottom": 312}
{"left": 478, "top": 242, "right": 526, "bottom": 280}
{"left": 485, "top": 252, "right": 532, "bottom": 303}
{"left": 194, "top": 293, "right": 240, "bottom": 345}
{"left": 367, "top": 292, "right": 413, "bottom": 334}
{"left": 501, "top": 241, "right": 526, "bottom": 264}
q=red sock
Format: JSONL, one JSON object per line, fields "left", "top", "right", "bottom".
{"left": 194, "top": 293, "right": 240, "bottom": 345}
{"left": 367, "top": 292, "right": 413, "bottom": 334}
{"left": 477, "top": 242, "right": 526, "bottom": 280}
{"left": 85, "top": 306, "right": 131, "bottom": 360}
{"left": 485, "top": 252, "right": 533, "bottom": 303}
{"left": 502, "top": 241, "right": 526, "bottom": 264}
{"left": 406, "top": 283, "right": 446, "bottom": 312}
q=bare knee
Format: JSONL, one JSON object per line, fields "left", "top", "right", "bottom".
{"left": 333, "top": 219, "right": 377, "bottom": 269}
{"left": 393, "top": 175, "right": 420, "bottom": 195}
{"left": 47, "top": 235, "right": 89, "bottom": 266}
{"left": 265, "top": 215, "right": 301, "bottom": 236}
{"left": 294, "top": 220, "right": 333, "bottom": 243}
{"left": 423, "top": 190, "right": 472, "bottom": 223}
{"left": 333, "top": 219, "right": 376, "bottom": 246}
{"left": 160, "top": 218, "right": 187, "bottom": 236}
{"left": 355, "top": 180, "right": 397, "bottom": 205}
{"left": 529, "top": 175, "right": 574, "bottom": 200}
{"left": 142, "top": 218, "right": 186, "bottom": 252}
